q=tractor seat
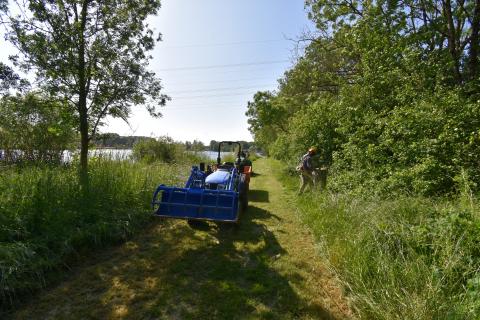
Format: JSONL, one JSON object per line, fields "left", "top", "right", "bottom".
{"left": 217, "top": 162, "right": 234, "bottom": 170}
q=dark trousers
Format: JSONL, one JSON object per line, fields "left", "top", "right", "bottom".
{"left": 299, "top": 170, "right": 315, "bottom": 194}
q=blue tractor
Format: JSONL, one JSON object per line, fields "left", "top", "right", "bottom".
{"left": 152, "top": 141, "right": 251, "bottom": 223}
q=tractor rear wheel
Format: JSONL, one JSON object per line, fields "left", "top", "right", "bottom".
{"left": 239, "top": 175, "right": 248, "bottom": 213}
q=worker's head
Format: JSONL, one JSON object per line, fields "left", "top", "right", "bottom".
{"left": 308, "top": 146, "right": 317, "bottom": 155}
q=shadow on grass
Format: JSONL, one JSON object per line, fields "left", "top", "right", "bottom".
{"left": 13, "top": 205, "right": 336, "bottom": 320}
{"left": 249, "top": 189, "right": 269, "bottom": 203}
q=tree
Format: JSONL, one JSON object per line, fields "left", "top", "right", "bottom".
{"left": 132, "top": 136, "right": 177, "bottom": 163}
{"left": 0, "top": 62, "right": 29, "bottom": 93}
{"left": 1, "top": 0, "right": 168, "bottom": 181}
{"left": 191, "top": 139, "right": 205, "bottom": 152}
{"left": 245, "top": 91, "right": 285, "bottom": 153}
{"left": 305, "top": 0, "right": 480, "bottom": 87}
{"left": 209, "top": 140, "right": 219, "bottom": 151}
{"left": 244, "top": 0, "right": 480, "bottom": 194}
{"left": 0, "top": 92, "right": 77, "bottom": 163}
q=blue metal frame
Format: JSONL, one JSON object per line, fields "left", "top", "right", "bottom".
{"left": 152, "top": 165, "right": 242, "bottom": 222}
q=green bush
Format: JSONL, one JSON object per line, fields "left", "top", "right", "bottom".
{"left": 0, "top": 93, "right": 76, "bottom": 164}
{"left": 132, "top": 136, "right": 182, "bottom": 163}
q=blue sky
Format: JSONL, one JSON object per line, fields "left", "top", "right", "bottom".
{"left": 108, "top": 0, "right": 314, "bottom": 144}
{"left": 2, "top": 0, "right": 314, "bottom": 144}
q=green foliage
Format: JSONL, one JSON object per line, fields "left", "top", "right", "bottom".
{"left": 132, "top": 137, "right": 182, "bottom": 164}
{"left": 1, "top": 0, "right": 167, "bottom": 172}
{"left": 245, "top": 0, "right": 480, "bottom": 195}
{"left": 92, "top": 133, "right": 153, "bottom": 149}
{"left": 185, "top": 139, "right": 205, "bottom": 152}
{"left": 0, "top": 159, "right": 187, "bottom": 309}
{"left": 273, "top": 159, "right": 480, "bottom": 319}
{"left": 208, "top": 140, "right": 255, "bottom": 152}
{"left": 254, "top": 3, "right": 480, "bottom": 312}
{"left": 0, "top": 92, "right": 76, "bottom": 164}
{"left": 245, "top": 91, "right": 286, "bottom": 154}
{"left": 0, "top": 62, "right": 29, "bottom": 93}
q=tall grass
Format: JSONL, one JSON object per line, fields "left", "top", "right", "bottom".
{"left": 0, "top": 159, "right": 188, "bottom": 309}
{"left": 273, "top": 160, "right": 480, "bottom": 319}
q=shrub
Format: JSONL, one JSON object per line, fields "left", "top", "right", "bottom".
{"left": 0, "top": 93, "right": 76, "bottom": 164}
{"left": 132, "top": 136, "right": 182, "bottom": 163}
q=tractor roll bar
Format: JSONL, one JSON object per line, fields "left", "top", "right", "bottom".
{"left": 217, "top": 141, "right": 242, "bottom": 165}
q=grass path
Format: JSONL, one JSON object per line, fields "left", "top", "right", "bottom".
{"left": 12, "top": 158, "right": 351, "bottom": 319}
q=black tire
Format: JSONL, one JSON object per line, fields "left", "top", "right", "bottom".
{"left": 187, "top": 219, "right": 209, "bottom": 230}
{"left": 187, "top": 219, "right": 199, "bottom": 227}
{"left": 241, "top": 192, "right": 248, "bottom": 212}
{"left": 239, "top": 174, "right": 248, "bottom": 213}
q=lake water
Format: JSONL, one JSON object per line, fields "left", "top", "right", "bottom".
{"left": 197, "top": 151, "right": 232, "bottom": 161}
{"left": 62, "top": 149, "right": 133, "bottom": 162}
{"left": 61, "top": 149, "right": 231, "bottom": 162}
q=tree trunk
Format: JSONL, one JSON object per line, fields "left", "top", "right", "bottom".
{"left": 469, "top": 0, "right": 480, "bottom": 80}
{"left": 79, "top": 104, "right": 89, "bottom": 185}
{"left": 443, "top": 0, "right": 462, "bottom": 83}
{"left": 78, "top": 0, "right": 90, "bottom": 188}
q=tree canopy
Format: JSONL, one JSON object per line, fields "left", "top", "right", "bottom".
{"left": 1, "top": 0, "right": 167, "bottom": 175}
{"left": 247, "top": 0, "right": 480, "bottom": 195}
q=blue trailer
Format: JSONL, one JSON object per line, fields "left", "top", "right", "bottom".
{"left": 152, "top": 141, "right": 251, "bottom": 223}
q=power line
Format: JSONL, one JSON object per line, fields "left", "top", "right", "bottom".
{"left": 157, "top": 60, "right": 290, "bottom": 72}
{"left": 163, "top": 76, "right": 276, "bottom": 87}
{"left": 158, "top": 63, "right": 289, "bottom": 76}
{"left": 171, "top": 91, "right": 272, "bottom": 100}
{"left": 161, "top": 98, "right": 250, "bottom": 108}
{"left": 158, "top": 39, "right": 289, "bottom": 49}
{"left": 166, "top": 84, "right": 275, "bottom": 95}
{"left": 162, "top": 104, "right": 246, "bottom": 111}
